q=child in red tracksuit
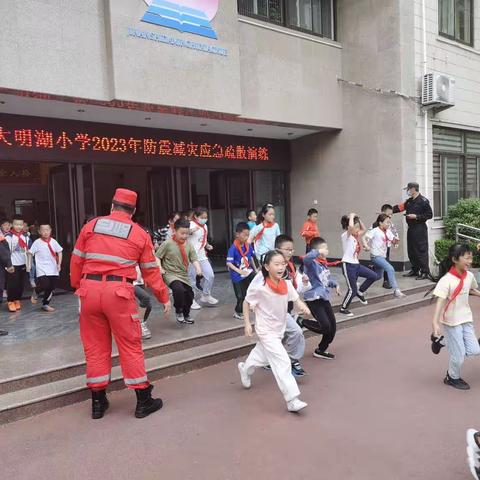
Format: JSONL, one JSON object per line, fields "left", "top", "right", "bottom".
{"left": 300, "top": 208, "right": 320, "bottom": 253}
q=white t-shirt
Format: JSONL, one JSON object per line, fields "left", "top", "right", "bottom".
{"left": 189, "top": 221, "right": 208, "bottom": 261}
{"left": 341, "top": 231, "right": 360, "bottom": 264}
{"left": 365, "top": 227, "right": 395, "bottom": 258}
{"left": 6, "top": 233, "right": 28, "bottom": 266}
{"left": 246, "top": 272, "right": 299, "bottom": 338}
{"left": 433, "top": 271, "right": 477, "bottom": 327}
{"left": 248, "top": 223, "right": 281, "bottom": 257}
{"left": 29, "top": 238, "right": 63, "bottom": 276}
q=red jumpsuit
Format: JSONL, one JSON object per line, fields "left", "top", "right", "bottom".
{"left": 70, "top": 211, "right": 169, "bottom": 391}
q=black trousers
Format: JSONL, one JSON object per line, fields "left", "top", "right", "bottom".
{"left": 170, "top": 280, "right": 194, "bottom": 317}
{"left": 7, "top": 265, "right": 26, "bottom": 302}
{"left": 232, "top": 272, "right": 255, "bottom": 314}
{"left": 407, "top": 224, "right": 429, "bottom": 274}
{"left": 304, "top": 299, "right": 337, "bottom": 352}
{"left": 0, "top": 267, "right": 5, "bottom": 303}
{"left": 35, "top": 275, "right": 58, "bottom": 305}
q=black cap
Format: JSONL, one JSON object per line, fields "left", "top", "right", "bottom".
{"left": 404, "top": 182, "right": 419, "bottom": 191}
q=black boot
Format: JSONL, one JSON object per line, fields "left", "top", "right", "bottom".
{"left": 134, "top": 384, "right": 163, "bottom": 418}
{"left": 91, "top": 389, "right": 109, "bottom": 419}
{"left": 403, "top": 270, "right": 417, "bottom": 278}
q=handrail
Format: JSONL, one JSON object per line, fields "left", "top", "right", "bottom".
{"left": 455, "top": 223, "right": 480, "bottom": 244}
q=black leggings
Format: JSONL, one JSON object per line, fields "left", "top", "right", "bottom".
{"left": 170, "top": 280, "right": 194, "bottom": 316}
{"left": 7, "top": 265, "right": 26, "bottom": 302}
{"left": 232, "top": 272, "right": 255, "bottom": 314}
{"left": 35, "top": 275, "right": 58, "bottom": 305}
{"left": 303, "top": 299, "right": 337, "bottom": 352}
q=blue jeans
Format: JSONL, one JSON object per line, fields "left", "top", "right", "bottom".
{"left": 371, "top": 256, "right": 398, "bottom": 290}
{"left": 443, "top": 322, "right": 480, "bottom": 379}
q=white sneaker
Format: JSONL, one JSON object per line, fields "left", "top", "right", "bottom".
{"left": 176, "top": 314, "right": 185, "bottom": 324}
{"left": 467, "top": 429, "right": 480, "bottom": 480}
{"left": 2, "top": 290, "right": 7, "bottom": 299}
{"left": 237, "top": 362, "right": 251, "bottom": 389}
{"left": 140, "top": 321, "right": 152, "bottom": 339}
{"left": 233, "top": 312, "right": 244, "bottom": 320}
{"left": 287, "top": 398, "right": 308, "bottom": 413}
{"left": 201, "top": 294, "right": 219, "bottom": 306}
{"left": 190, "top": 299, "right": 202, "bottom": 310}
{"left": 394, "top": 289, "right": 406, "bottom": 298}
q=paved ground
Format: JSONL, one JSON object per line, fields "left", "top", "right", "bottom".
{"left": 2, "top": 301, "right": 480, "bottom": 480}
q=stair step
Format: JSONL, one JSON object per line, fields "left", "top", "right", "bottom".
{"left": 0, "top": 291, "right": 432, "bottom": 425}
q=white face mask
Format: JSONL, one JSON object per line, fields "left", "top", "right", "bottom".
{"left": 197, "top": 218, "right": 208, "bottom": 225}
{"left": 406, "top": 190, "right": 413, "bottom": 198}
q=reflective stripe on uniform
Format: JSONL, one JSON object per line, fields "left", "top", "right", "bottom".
{"left": 139, "top": 261, "right": 157, "bottom": 269}
{"left": 131, "top": 313, "right": 140, "bottom": 319}
{"left": 73, "top": 248, "right": 86, "bottom": 258}
{"left": 124, "top": 376, "right": 148, "bottom": 385}
{"left": 85, "top": 253, "right": 136, "bottom": 266}
{"left": 86, "top": 374, "right": 111, "bottom": 384}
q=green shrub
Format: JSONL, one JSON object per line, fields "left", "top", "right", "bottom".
{"left": 434, "top": 238, "right": 455, "bottom": 263}
{"left": 443, "top": 198, "right": 480, "bottom": 240}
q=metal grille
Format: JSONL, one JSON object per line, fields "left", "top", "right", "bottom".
{"left": 238, "top": 0, "right": 284, "bottom": 24}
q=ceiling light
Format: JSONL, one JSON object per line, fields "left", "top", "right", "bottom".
{"left": 247, "top": 128, "right": 253, "bottom": 131}
{"left": 77, "top": 109, "right": 85, "bottom": 113}
{"left": 200, "top": 123, "right": 208, "bottom": 126}
{"left": 287, "top": 132, "right": 294, "bottom": 136}
{"left": 145, "top": 117, "right": 151, "bottom": 120}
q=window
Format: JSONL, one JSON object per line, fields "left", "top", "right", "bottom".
{"left": 238, "top": 0, "right": 335, "bottom": 39}
{"left": 433, "top": 127, "right": 480, "bottom": 218}
{"left": 439, "top": 0, "right": 473, "bottom": 45}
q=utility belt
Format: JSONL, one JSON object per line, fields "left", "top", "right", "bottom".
{"left": 83, "top": 274, "right": 134, "bottom": 284}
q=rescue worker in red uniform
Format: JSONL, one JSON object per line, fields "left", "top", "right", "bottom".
{"left": 70, "top": 188, "right": 171, "bottom": 419}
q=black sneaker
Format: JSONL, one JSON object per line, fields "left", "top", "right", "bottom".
{"left": 403, "top": 270, "right": 417, "bottom": 278}
{"left": 430, "top": 334, "right": 444, "bottom": 355}
{"left": 313, "top": 349, "right": 335, "bottom": 360}
{"left": 296, "top": 316, "right": 304, "bottom": 328}
{"left": 339, "top": 308, "right": 354, "bottom": 317}
{"left": 183, "top": 316, "right": 195, "bottom": 324}
{"left": 291, "top": 360, "right": 307, "bottom": 377}
{"left": 382, "top": 281, "right": 392, "bottom": 290}
{"left": 444, "top": 372, "right": 470, "bottom": 390}
{"left": 357, "top": 293, "right": 368, "bottom": 305}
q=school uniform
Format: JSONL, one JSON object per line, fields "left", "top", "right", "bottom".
{"left": 226, "top": 241, "right": 256, "bottom": 314}
{"left": 340, "top": 231, "right": 379, "bottom": 310}
{"left": 243, "top": 273, "right": 301, "bottom": 402}
{"left": 5, "top": 232, "right": 28, "bottom": 302}
{"left": 248, "top": 222, "right": 281, "bottom": 260}
{"left": 302, "top": 250, "right": 338, "bottom": 353}
{"left": 29, "top": 237, "right": 63, "bottom": 306}
{"left": 300, "top": 219, "right": 320, "bottom": 253}
{"left": 188, "top": 220, "right": 215, "bottom": 295}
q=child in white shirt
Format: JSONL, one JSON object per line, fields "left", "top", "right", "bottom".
{"left": 28, "top": 224, "right": 63, "bottom": 312}
{"left": 238, "top": 250, "right": 311, "bottom": 413}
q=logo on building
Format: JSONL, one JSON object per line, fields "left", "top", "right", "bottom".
{"left": 141, "top": 0, "right": 218, "bottom": 39}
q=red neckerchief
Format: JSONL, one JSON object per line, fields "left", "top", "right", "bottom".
{"left": 234, "top": 240, "right": 250, "bottom": 269}
{"left": 41, "top": 237, "right": 57, "bottom": 259}
{"left": 286, "top": 261, "right": 298, "bottom": 290}
{"left": 10, "top": 230, "right": 27, "bottom": 249}
{"left": 265, "top": 277, "right": 288, "bottom": 295}
{"left": 254, "top": 221, "right": 275, "bottom": 242}
{"left": 444, "top": 267, "right": 468, "bottom": 318}
{"left": 315, "top": 257, "right": 342, "bottom": 267}
{"left": 173, "top": 235, "right": 188, "bottom": 267}
{"left": 379, "top": 227, "right": 389, "bottom": 244}
{"left": 352, "top": 234, "right": 361, "bottom": 257}
{"left": 192, "top": 218, "right": 207, "bottom": 250}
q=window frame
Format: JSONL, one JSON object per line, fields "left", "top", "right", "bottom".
{"left": 238, "top": 0, "right": 336, "bottom": 40}
{"left": 438, "top": 0, "right": 474, "bottom": 47}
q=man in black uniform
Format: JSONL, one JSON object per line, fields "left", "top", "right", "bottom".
{"left": 392, "top": 182, "right": 433, "bottom": 280}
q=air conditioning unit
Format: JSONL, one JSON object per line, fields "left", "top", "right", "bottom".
{"left": 422, "top": 73, "right": 455, "bottom": 108}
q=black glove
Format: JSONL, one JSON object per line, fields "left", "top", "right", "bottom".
{"left": 196, "top": 274, "right": 204, "bottom": 291}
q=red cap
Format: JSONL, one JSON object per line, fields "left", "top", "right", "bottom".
{"left": 112, "top": 188, "right": 137, "bottom": 207}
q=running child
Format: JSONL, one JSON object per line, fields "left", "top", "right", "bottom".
{"left": 156, "top": 218, "right": 203, "bottom": 324}
{"left": 246, "top": 209, "right": 257, "bottom": 230}
{"left": 5, "top": 216, "right": 29, "bottom": 312}
{"left": 237, "top": 250, "right": 311, "bottom": 412}
{"left": 340, "top": 213, "right": 379, "bottom": 317}
{"left": 226, "top": 222, "right": 257, "bottom": 320}
{"left": 365, "top": 214, "right": 405, "bottom": 299}
{"left": 275, "top": 234, "right": 308, "bottom": 376}
{"left": 248, "top": 203, "right": 281, "bottom": 261}
{"left": 300, "top": 208, "right": 320, "bottom": 253}
{"left": 154, "top": 211, "right": 181, "bottom": 248}
{"left": 188, "top": 207, "right": 218, "bottom": 307}
{"left": 300, "top": 236, "right": 341, "bottom": 359}
{"left": 28, "top": 223, "right": 63, "bottom": 312}
{"left": 431, "top": 243, "right": 480, "bottom": 390}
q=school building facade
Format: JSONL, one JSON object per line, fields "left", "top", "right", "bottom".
{"left": 0, "top": 0, "right": 479, "bottom": 283}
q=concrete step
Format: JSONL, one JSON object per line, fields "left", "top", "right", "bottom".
{"left": 0, "top": 281, "right": 432, "bottom": 395}
{"left": 0, "top": 290, "right": 433, "bottom": 425}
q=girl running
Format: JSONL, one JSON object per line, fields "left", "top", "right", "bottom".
{"left": 431, "top": 243, "right": 480, "bottom": 390}
{"left": 238, "top": 250, "right": 311, "bottom": 413}
{"left": 248, "top": 203, "right": 281, "bottom": 262}
{"left": 188, "top": 207, "right": 218, "bottom": 306}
